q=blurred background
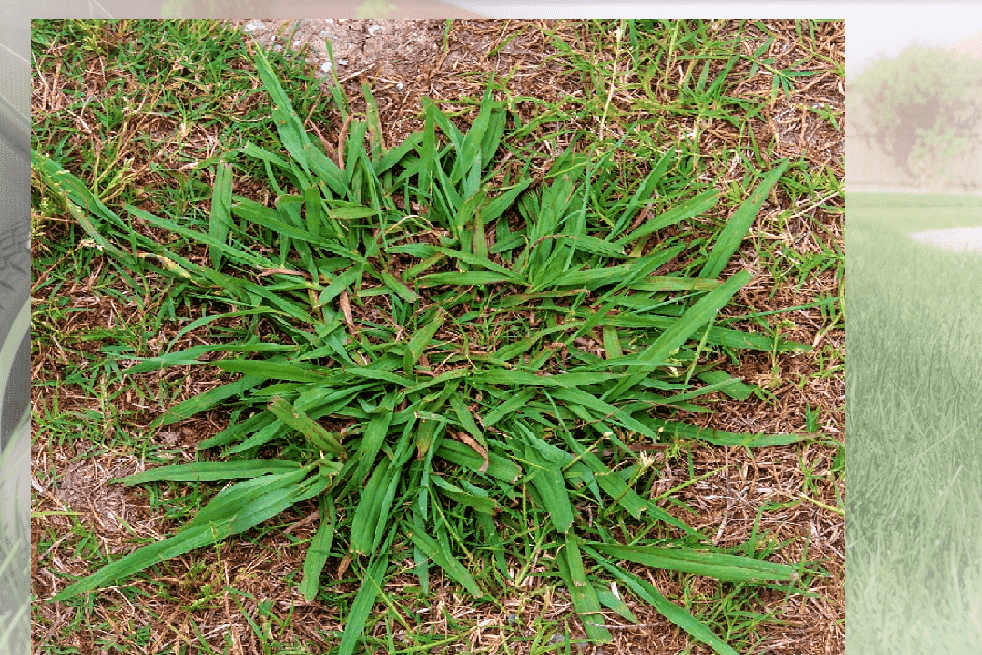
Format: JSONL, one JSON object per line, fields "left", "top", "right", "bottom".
{"left": 848, "top": 8, "right": 982, "bottom": 193}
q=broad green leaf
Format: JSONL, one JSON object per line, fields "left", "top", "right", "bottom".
{"left": 378, "top": 270, "right": 419, "bottom": 303}
{"left": 449, "top": 393, "right": 487, "bottom": 450}
{"left": 430, "top": 475, "right": 499, "bottom": 514}
{"left": 353, "top": 394, "right": 395, "bottom": 483}
{"left": 251, "top": 44, "right": 313, "bottom": 178}
{"left": 214, "top": 359, "right": 330, "bottom": 383}
{"left": 403, "top": 308, "right": 446, "bottom": 374}
{"left": 604, "top": 270, "right": 750, "bottom": 401}
{"left": 436, "top": 440, "right": 521, "bottom": 483}
{"left": 481, "top": 388, "right": 536, "bottom": 428}
{"left": 417, "top": 270, "right": 519, "bottom": 287}
{"left": 614, "top": 189, "right": 719, "bottom": 247}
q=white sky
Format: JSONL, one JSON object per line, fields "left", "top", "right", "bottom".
{"left": 846, "top": 3, "right": 982, "bottom": 79}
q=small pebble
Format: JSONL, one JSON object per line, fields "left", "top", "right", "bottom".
{"left": 338, "top": 57, "right": 348, "bottom": 65}
{"left": 294, "top": 40, "right": 302, "bottom": 47}
{"left": 320, "top": 61, "right": 332, "bottom": 73}
{"left": 396, "top": 82, "right": 403, "bottom": 90}
{"left": 368, "top": 24, "right": 382, "bottom": 36}
{"left": 319, "top": 30, "right": 329, "bottom": 36}
{"left": 272, "top": 44, "right": 282, "bottom": 52}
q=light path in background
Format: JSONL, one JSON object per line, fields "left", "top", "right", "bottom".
{"left": 909, "top": 227, "right": 982, "bottom": 252}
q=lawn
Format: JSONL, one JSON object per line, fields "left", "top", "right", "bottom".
{"left": 30, "top": 19, "right": 843, "bottom": 655}
{"left": 847, "top": 191, "right": 982, "bottom": 655}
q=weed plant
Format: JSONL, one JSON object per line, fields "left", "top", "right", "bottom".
{"left": 35, "top": 40, "right": 827, "bottom": 655}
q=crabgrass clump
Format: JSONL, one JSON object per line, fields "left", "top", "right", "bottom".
{"left": 37, "top": 44, "right": 820, "bottom": 655}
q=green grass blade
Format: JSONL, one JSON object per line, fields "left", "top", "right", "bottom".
{"left": 584, "top": 547, "right": 741, "bottom": 655}
{"left": 403, "top": 308, "right": 446, "bottom": 374}
{"left": 560, "top": 533, "right": 612, "bottom": 643}
{"left": 213, "top": 359, "right": 330, "bottom": 383}
{"left": 525, "top": 442, "right": 574, "bottom": 534}
{"left": 481, "top": 388, "right": 536, "bottom": 428}
{"left": 436, "top": 439, "right": 521, "bottom": 483}
{"left": 643, "top": 417, "right": 819, "bottom": 446}
{"left": 149, "top": 374, "right": 267, "bottom": 429}
{"left": 449, "top": 393, "right": 487, "bottom": 450}
{"left": 208, "top": 160, "right": 233, "bottom": 270}
{"left": 338, "top": 554, "right": 389, "bottom": 655}
{"left": 267, "top": 396, "right": 345, "bottom": 456}
{"left": 417, "top": 270, "right": 520, "bottom": 287}
{"left": 300, "top": 494, "right": 336, "bottom": 601}
{"left": 52, "top": 471, "right": 325, "bottom": 602}
{"left": 119, "top": 460, "right": 304, "bottom": 485}
{"left": 699, "top": 160, "right": 789, "bottom": 279}
{"left": 406, "top": 524, "right": 483, "bottom": 597}
{"left": 251, "top": 44, "right": 312, "bottom": 178}
{"left": 378, "top": 269, "right": 419, "bottom": 303}
{"left": 614, "top": 189, "right": 719, "bottom": 247}
{"left": 604, "top": 270, "right": 750, "bottom": 401}
{"left": 587, "top": 542, "right": 795, "bottom": 582}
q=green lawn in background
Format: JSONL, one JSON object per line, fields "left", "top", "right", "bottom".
{"left": 848, "top": 192, "right": 982, "bottom": 655}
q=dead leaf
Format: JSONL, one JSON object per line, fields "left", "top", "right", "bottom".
{"left": 455, "top": 431, "right": 489, "bottom": 473}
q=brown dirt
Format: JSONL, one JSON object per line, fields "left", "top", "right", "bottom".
{"left": 31, "top": 19, "right": 844, "bottom": 655}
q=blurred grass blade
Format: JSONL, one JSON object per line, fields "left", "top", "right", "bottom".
{"left": 700, "top": 160, "right": 788, "bottom": 279}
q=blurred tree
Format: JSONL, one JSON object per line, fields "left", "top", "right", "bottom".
{"left": 852, "top": 45, "right": 982, "bottom": 189}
